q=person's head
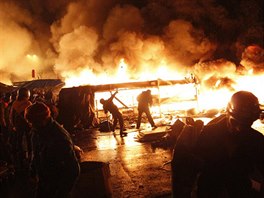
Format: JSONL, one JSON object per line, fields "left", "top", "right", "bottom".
{"left": 100, "top": 98, "right": 105, "bottom": 104}
{"left": 226, "top": 91, "right": 261, "bottom": 132}
{"left": 24, "top": 102, "right": 51, "bottom": 128}
{"left": 17, "top": 88, "right": 30, "bottom": 100}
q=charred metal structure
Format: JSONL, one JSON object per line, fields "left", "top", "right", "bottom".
{"left": 57, "top": 78, "right": 198, "bottom": 132}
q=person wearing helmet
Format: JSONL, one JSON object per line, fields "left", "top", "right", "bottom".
{"left": 100, "top": 90, "right": 127, "bottom": 137}
{"left": 226, "top": 91, "right": 261, "bottom": 132}
{"left": 172, "top": 91, "right": 264, "bottom": 198}
{"left": 9, "top": 87, "right": 32, "bottom": 171}
{"left": 24, "top": 102, "right": 80, "bottom": 198}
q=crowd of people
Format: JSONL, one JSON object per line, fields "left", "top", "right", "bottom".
{"left": 0, "top": 88, "right": 57, "bottom": 171}
{"left": 1, "top": 87, "right": 263, "bottom": 197}
{"left": 0, "top": 88, "right": 80, "bottom": 197}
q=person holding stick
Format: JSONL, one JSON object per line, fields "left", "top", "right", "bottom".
{"left": 100, "top": 91, "right": 127, "bottom": 137}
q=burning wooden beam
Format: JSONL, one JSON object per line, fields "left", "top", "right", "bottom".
{"left": 82, "top": 79, "right": 196, "bottom": 93}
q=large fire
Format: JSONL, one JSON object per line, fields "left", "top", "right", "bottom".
{"left": 62, "top": 58, "right": 186, "bottom": 87}
{"left": 0, "top": 1, "right": 263, "bottom": 133}
{"left": 61, "top": 55, "right": 264, "bottom": 133}
{"left": 63, "top": 57, "right": 264, "bottom": 112}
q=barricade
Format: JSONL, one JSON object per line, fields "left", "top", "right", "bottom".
{"left": 72, "top": 161, "right": 112, "bottom": 198}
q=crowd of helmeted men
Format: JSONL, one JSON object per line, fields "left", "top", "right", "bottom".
{"left": 0, "top": 88, "right": 80, "bottom": 197}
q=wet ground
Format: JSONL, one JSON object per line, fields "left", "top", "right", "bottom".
{"left": 3, "top": 119, "right": 263, "bottom": 198}
{"left": 1, "top": 126, "right": 173, "bottom": 198}
{"left": 73, "top": 126, "right": 173, "bottom": 198}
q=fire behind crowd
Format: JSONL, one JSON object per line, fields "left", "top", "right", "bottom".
{"left": 0, "top": 0, "right": 264, "bottom": 197}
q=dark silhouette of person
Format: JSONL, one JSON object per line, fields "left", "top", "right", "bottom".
{"left": 136, "top": 90, "right": 157, "bottom": 130}
{"left": 100, "top": 91, "right": 127, "bottom": 137}
{"left": 9, "top": 88, "right": 32, "bottom": 171}
{"left": 0, "top": 92, "right": 13, "bottom": 164}
{"left": 171, "top": 91, "right": 264, "bottom": 198}
{"left": 24, "top": 102, "right": 80, "bottom": 198}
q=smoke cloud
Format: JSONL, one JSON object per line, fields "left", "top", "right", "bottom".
{"left": 0, "top": 0, "right": 263, "bottom": 85}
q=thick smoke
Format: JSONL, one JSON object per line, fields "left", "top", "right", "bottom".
{"left": 240, "top": 45, "right": 264, "bottom": 73}
{"left": 0, "top": 0, "right": 263, "bottom": 84}
{"left": 0, "top": 1, "right": 56, "bottom": 83}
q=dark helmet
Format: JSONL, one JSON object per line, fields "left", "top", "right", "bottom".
{"left": 226, "top": 91, "right": 261, "bottom": 125}
{"left": 25, "top": 102, "right": 51, "bottom": 124}
{"left": 17, "top": 87, "right": 30, "bottom": 100}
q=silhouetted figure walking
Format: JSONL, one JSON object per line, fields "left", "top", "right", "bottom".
{"left": 136, "top": 90, "right": 157, "bottom": 130}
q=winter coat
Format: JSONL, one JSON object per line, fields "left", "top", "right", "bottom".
{"left": 172, "top": 115, "right": 264, "bottom": 198}
{"left": 31, "top": 118, "right": 80, "bottom": 197}
{"left": 197, "top": 116, "right": 264, "bottom": 198}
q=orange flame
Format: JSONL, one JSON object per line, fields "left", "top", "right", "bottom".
{"left": 63, "top": 58, "right": 264, "bottom": 115}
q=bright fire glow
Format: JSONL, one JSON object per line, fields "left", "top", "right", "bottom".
{"left": 197, "top": 73, "right": 264, "bottom": 112}
{"left": 234, "top": 74, "right": 264, "bottom": 104}
{"left": 197, "top": 89, "right": 232, "bottom": 112}
{"left": 63, "top": 58, "right": 185, "bottom": 87}
{"left": 26, "top": 54, "right": 39, "bottom": 62}
{"left": 63, "top": 58, "right": 264, "bottom": 119}
{"left": 117, "top": 58, "right": 129, "bottom": 82}
{"left": 61, "top": 56, "right": 264, "bottom": 134}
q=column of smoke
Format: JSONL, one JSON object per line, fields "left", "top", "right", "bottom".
{"left": 0, "top": 0, "right": 263, "bottom": 87}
